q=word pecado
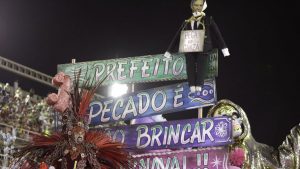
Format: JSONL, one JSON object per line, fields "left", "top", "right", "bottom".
{"left": 101, "top": 117, "right": 231, "bottom": 150}
{"left": 89, "top": 81, "right": 216, "bottom": 125}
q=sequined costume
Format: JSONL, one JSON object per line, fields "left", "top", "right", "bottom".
{"left": 207, "top": 99, "right": 300, "bottom": 169}
{"left": 10, "top": 72, "right": 133, "bottom": 169}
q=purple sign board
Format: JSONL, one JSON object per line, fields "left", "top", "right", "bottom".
{"left": 89, "top": 80, "right": 216, "bottom": 125}
{"left": 101, "top": 117, "right": 232, "bottom": 150}
{"left": 132, "top": 147, "right": 230, "bottom": 169}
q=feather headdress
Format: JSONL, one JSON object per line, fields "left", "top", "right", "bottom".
{"left": 11, "top": 72, "right": 133, "bottom": 169}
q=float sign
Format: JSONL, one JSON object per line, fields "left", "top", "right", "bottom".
{"left": 179, "top": 30, "right": 205, "bottom": 52}
{"left": 132, "top": 147, "right": 229, "bottom": 169}
{"left": 89, "top": 80, "right": 216, "bottom": 125}
{"left": 101, "top": 117, "right": 232, "bottom": 150}
{"left": 57, "top": 51, "right": 218, "bottom": 86}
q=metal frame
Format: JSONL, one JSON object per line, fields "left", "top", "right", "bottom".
{"left": 0, "top": 56, "right": 53, "bottom": 87}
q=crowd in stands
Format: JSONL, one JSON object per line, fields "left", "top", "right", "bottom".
{"left": 0, "top": 82, "right": 54, "bottom": 134}
{"left": 0, "top": 82, "right": 55, "bottom": 168}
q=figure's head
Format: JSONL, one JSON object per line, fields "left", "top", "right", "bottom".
{"left": 191, "top": 0, "right": 206, "bottom": 13}
{"left": 72, "top": 124, "right": 85, "bottom": 144}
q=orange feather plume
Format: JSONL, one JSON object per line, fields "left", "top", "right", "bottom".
{"left": 78, "top": 89, "right": 94, "bottom": 118}
{"left": 85, "top": 131, "right": 133, "bottom": 168}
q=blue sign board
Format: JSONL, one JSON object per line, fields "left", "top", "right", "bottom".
{"left": 89, "top": 80, "right": 216, "bottom": 125}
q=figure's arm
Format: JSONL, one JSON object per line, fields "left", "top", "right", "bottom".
{"left": 164, "top": 21, "right": 188, "bottom": 58}
{"left": 210, "top": 17, "right": 230, "bottom": 57}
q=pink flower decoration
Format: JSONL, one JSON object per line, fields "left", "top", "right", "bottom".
{"left": 46, "top": 72, "right": 71, "bottom": 113}
{"left": 52, "top": 72, "right": 65, "bottom": 86}
{"left": 46, "top": 93, "right": 58, "bottom": 105}
{"left": 229, "top": 148, "right": 245, "bottom": 167}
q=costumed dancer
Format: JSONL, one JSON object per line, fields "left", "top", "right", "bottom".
{"left": 165, "top": 0, "right": 230, "bottom": 93}
{"left": 207, "top": 99, "right": 300, "bottom": 169}
{"left": 11, "top": 72, "right": 133, "bottom": 169}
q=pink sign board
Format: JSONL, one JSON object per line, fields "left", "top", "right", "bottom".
{"left": 132, "top": 147, "right": 229, "bottom": 169}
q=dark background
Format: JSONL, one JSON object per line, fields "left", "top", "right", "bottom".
{"left": 0, "top": 0, "right": 299, "bottom": 148}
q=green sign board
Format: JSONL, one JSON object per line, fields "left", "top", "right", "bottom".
{"left": 57, "top": 50, "right": 218, "bottom": 86}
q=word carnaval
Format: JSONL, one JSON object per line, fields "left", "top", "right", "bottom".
{"left": 132, "top": 148, "right": 229, "bottom": 169}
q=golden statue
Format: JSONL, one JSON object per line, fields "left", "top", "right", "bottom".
{"left": 207, "top": 99, "right": 300, "bottom": 169}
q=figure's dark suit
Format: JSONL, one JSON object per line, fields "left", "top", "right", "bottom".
{"left": 184, "top": 16, "right": 228, "bottom": 87}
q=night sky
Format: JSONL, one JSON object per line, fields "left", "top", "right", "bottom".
{"left": 0, "top": 0, "right": 299, "bottom": 148}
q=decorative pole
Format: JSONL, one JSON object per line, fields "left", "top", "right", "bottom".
{"left": 198, "top": 108, "right": 203, "bottom": 118}
{"left": 73, "top": 160, "right": 78, "bottom": 169}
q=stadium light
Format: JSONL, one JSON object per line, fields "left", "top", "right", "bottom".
{"left": 109, "top": 83, "right": 128, "bottom": 98}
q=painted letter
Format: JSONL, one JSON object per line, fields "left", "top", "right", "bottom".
{"left": 112, "top": 99, "right": 124, "bottom": 121}
{"left": 95, "top": 63, "right": 105, "bottom": 81}
{"left": 88, "top": 102, "right": 103, "bottom": 124}
{"left": 163, "top": 57, "right": 171, "bottom": 75}
{"left": 174, "top": 85, "right": 183, "bottom": 108}
{"left": 130, "top": 60, "right": 140, "bottom": 78}
{"left": 201, "top": 119, "right": 214, "bottom": 141}
{"left": 117, "top": 61, "right": 127, "bottom": 80}
{"left": 190, "top": 122, "right": 203, "bottom": 143}
{"left": 172, "top": 57, "right": 184, "bottom": 76}
{"left": 122, "top": 96, "right": 138, "bottom": 119}
{"left": 181, "top": 123, "right": 191, "bottom": 144}
{"left": 101, "top": 100, "right": 113, "bottom": 123}
{"left": 152, "top": 91, "right": 166, "bottom": 112}
{"left": 113, "top": 129, "right": 125, "bottom": 143}
{"left": 167, "top": 124, "right": 181, "bottom": 145}
{"left": 142, "top": 59, "right": 152, "bottom": 78}
{"left": 136, "top": 125, "right": 151, "bottom": 149}
{"left": 106, "top": 62, "right": 117, "bottom": 81}
{"left": 137, "top": 92, "right": 150, "bottom": 115}
{"left": 153, "top": 58, "right": 160, "bottom": 76}
{"left": 151, "top": 125, "right": 163, "bottom": 147}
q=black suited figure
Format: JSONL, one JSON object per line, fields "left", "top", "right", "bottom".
{"left": 165, "top": 0, "right": 230, "bottom": 93}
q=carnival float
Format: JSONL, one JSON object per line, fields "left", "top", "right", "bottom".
{"left": 0, "top": 0, "right": 299, "bottom": 168}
